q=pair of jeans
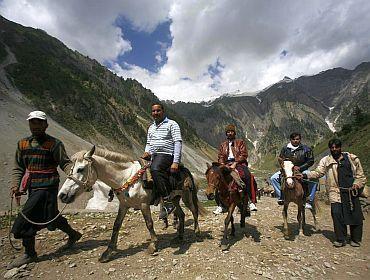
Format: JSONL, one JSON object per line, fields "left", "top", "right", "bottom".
{"left": 270, "top": 170, "right": 317, "bottom": 202}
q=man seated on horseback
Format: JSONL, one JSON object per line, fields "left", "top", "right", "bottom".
{"left": 217, "top": 124, "right": 257, "bottom": 213}
{"left": 141, "top": 103, "right": 182, "bottom": 219}
{"left": 270, "top": 132, "right": 317, "bottom": 208}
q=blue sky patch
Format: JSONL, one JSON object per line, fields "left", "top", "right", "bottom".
{"left": 114, "top": 16, "right": 172, "bottom": 73}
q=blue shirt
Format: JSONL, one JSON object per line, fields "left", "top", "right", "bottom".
{"left": 145, "top": 117, "right": 182, "bottom": 162}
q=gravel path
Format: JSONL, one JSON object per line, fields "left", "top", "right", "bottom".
{"left": 1, "top": 196, "right": 369, "bottom": 279}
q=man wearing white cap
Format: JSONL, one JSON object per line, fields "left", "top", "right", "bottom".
{"left": 7, "top": 111, "right": 82, "bottom": 269}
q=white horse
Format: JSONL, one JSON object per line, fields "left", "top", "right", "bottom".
{"left": 58, "top": 146, "right": 206, "bottom": 262}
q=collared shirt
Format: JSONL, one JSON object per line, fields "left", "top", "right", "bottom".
{"left": 145, "top": 117, "right": 182, "bottom": 161}
{"left": 228, "top": 141, "right": 235, "bottom": 161}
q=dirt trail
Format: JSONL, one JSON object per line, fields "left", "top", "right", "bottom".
{"left": 1, "top": 197, "right": 369, "bottom": 279}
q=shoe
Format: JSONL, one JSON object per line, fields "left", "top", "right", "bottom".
{"left": 7, "top": 253, "right": 38, "bottom": 269}
{"left": 305, "top": 202, "right": 313, "bottom": 210}
{"left": 350, "top": 241, "right": 361, "bottom": 247}
{"left": 159, "top": 204, "right": 175, "bottom": 220}
{"left": 277, "top": 199, "right": 284, "bottom": 205}
{"left": 333, "top": 241, "right": 346, "bottom": 247}
{"left": 60, "top": 231, "right": 82, "bottom": 251}
{"left": 249, "top": 203, "right": 257, "bottom": 211}
{"left": 213, "top": 206, "right": 224, "bottom": 215}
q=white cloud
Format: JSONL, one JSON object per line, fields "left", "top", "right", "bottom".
{"left": 1, "top": 0, "right": 370, "bottom": 102}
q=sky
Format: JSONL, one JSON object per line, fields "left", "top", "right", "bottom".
{"left": 1, "top": 0, "right": 370, "bottom": 102}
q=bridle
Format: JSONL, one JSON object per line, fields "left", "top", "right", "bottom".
{"left": 280, "top": 161, "right": 298, "bottom": 190}
{"left": 67, "top": 157, "right": 96, "bottom": 192}
{"left": 206, "top": 166, "right": 228, "bottom": 194}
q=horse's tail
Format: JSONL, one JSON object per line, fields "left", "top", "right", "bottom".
{"left": 183, "top": 168, "right": 208, "bottom": 216}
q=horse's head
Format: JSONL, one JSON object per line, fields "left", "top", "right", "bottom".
{"left": 280, "top": 159, "right": 295, "bottom": 188}
{"left": 205, "top": 162, "right": 229, "bottom": 200}
{"left": 58, "top": 146, "right": 98, "bottom": 203}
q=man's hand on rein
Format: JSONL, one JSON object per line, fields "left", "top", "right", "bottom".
{"left": 140, "top": 152, "right": 151, "bottom": 161}
{"left": 170, "top": 163, "right": 179, "bottom": 173}
{"left": 293, "top": 166, "right": 301, "bottom": 172}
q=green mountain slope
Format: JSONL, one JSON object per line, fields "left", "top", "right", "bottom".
{"left": 0, "top": 16, "right": 215, "bottom": 167}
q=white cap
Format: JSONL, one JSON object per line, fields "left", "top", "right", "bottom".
{"left": 27, "top": 111, "right": 47, "bottom": 121}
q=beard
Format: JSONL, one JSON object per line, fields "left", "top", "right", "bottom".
{"left": 331, "top": 150, "right": 341, "bottom": 159}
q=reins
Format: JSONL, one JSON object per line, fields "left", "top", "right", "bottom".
{"left": 338, "top": 187, "right": 359, "bottom": 211}
{"left": 8, "top": 196, "right": 68, "bottom": 250}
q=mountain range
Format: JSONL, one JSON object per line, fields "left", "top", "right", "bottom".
{"left": 0, "top": 16, "right": 369, "bottom": 210}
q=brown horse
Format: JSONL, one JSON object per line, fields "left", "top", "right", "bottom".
{"left": 279, "top": 159, "right": 318, "bottom": 239}
{"left": 205, "top": 162, "right": 248, "bottom": 251}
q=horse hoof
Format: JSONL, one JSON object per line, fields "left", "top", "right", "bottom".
{"left": 146, "top": 243, "right": 157, "bottom": 255}
{"left": 99, "top": 254, "right": 111, "bottom": 263}
{"left": 284, "top": 235, "right": 290, "bottom": 240}
{"left": 221, "top": 244, "right": 228, "bottom": 251}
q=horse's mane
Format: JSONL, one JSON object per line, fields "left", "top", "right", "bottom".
{"left": 72, "top": 148, "right": 134, "bottom": 163}
{"left": 205, "top": 162, "right": 231, "bottom": 176}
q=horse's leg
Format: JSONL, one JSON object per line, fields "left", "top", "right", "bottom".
{"left": 240, "top": 196, "right": 247, "bottom": 228}
{"left": 297, "top": 203, "right": 304, "bottom": 237}
{"left": 311, "top": 198, "right": 319, "bottom": 231}
{"left": 282, "top": 203, "right": 289, "bottom": 239}
{"left": 310, "top": 207, "right": 318, "bottom": 231}
{"left": 185, "top": 189, "right": 200, "bottom": 236}
{"left": 173, "top": 196, "right": 185, "bottom": 241}
{"left": 221, "top": 203, "right": 236, "bottom": 251}
{"left": 140, "top": 203, "right": 158, "bottom": 254}
{"left": 230, "top": 215, "right": 235, "bottom": 237}
{"left": 99, "top": 205, "right": 129, "bottom": 263}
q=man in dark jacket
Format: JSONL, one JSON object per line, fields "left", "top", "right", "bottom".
{"left": 270, "top": 132, "right": 317, "bottom": 207}
{"left": 8, "top": 111, "right": 82, "bottom": 269}
{"left": 215, "top": 124, "right": 257, "bottom": 214}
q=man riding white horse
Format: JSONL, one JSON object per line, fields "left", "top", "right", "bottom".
{"left": 141, "top": 103, "right": 183, "bottom": 219}
{"left": 270, "top": 132, "right": 317, "bottom": 208}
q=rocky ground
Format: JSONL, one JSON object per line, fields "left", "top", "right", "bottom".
{"left": 1, "top": 196, "right": 369, "bottom": 280}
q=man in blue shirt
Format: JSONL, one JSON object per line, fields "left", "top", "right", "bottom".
{"left": 141, "top": 103, "right": 182, "bottom": 219}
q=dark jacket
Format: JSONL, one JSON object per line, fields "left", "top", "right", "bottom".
{"left": 218, "top": 139, "right": 248, "bottom": 164}
{"left": 278, "top": 144, "right": 314, "bottom": 172}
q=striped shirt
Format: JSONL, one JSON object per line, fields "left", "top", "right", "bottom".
{"left": 145, "top": 117, "right": 182, "bottom": 162}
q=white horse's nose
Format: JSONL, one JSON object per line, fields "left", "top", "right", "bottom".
{"left": 286, "top": 178, "right": 294, "bottom": 186}
{"left": 59, "top": 192, "right": 68, "bottom": 202}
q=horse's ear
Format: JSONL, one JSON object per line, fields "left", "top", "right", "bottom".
{"left": 85, "top": 145, "right": 96, "bottom": 158}
{"left": 206, "top": 162, "right": 211, "bottom": 169}
{"left": 277, "top": 157, "right": 284, "bottom": 166}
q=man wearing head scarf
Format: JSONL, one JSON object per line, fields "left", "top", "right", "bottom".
{"left": 215, "top": 124, "right": 257, "bottom": 214}
{"left": 8, "top": 111, "right": 82, "bottom": 269}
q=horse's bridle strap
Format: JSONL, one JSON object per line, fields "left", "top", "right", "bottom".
{"left": 67, "top": 158, "right": 94, "bottom": 190}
